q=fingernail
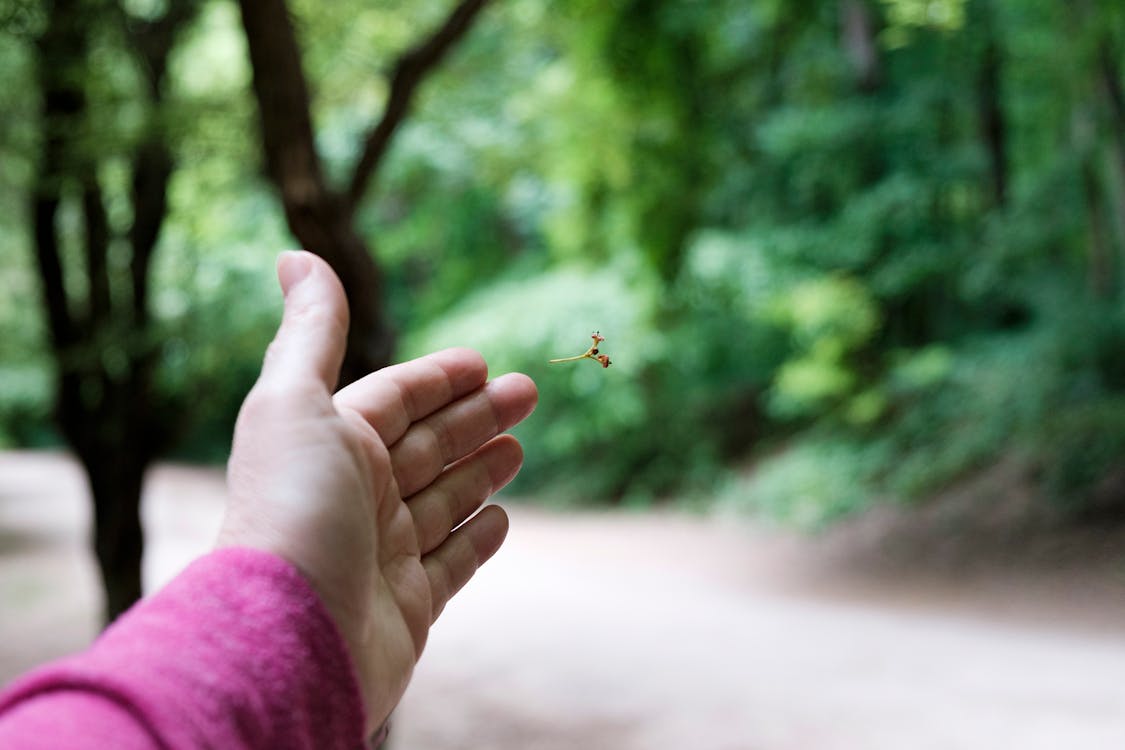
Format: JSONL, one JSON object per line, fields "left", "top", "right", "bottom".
{"left": 278, "top": 251, "right": 313, "bottom": 297}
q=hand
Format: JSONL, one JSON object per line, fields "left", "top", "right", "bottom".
{"left": 218, "top": 251, "right": 538, "bottom": 735}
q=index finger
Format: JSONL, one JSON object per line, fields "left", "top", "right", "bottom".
{"left": 333, "top": 348, "right": 488, "bottom": 445}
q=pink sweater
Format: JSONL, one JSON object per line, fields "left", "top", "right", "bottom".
{"left": 0, "top": 548, "right": 373, "bottom": 749}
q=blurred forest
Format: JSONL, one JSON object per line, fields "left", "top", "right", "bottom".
{"left": 2, "top": 0, "right": 1125, "bottom": 610}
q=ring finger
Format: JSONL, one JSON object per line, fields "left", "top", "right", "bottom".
{"left": 407, "top": 434, "right": 524, "bottom": 555}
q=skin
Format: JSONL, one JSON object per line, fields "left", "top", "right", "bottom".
{"left": 218, "top": 251, "right": 538, "bottom": 737}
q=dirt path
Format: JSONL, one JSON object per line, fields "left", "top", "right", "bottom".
{"left": 2, "top": 451, "right": 1124, "bottom": 749}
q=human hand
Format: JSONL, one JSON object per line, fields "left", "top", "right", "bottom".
{"left": 218, "top": 251, "right": 537, "bottom": 735}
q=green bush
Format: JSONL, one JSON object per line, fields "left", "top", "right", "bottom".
{"left": 405, "top": 238, "right": 785, "bottom": 502}
{"left": 1042, "top": 400, "right": 1125, "bottom": 512}
{"left": 717, "top": 438, "right": 887, "bottom": 528}
{"left": 0, "top": 362, "right": 53, "bottom": 448}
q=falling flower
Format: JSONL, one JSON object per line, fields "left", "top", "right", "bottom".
{"left": 549, "top": 331, "right": 613, "bottom": 368}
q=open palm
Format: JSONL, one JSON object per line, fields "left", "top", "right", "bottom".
{"left": 219, "top": 252, "right": 537, "bottom": 736}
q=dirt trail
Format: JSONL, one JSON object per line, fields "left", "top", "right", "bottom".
{"left": 2, "top": 451, "right": 1124, "bottom": 749}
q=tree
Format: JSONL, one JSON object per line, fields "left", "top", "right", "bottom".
{"left": 237, "top": 0, "right": 493, "bottom": 383}
{"left": 1065, "top": 0, "right": 1123, "bottom": 298}
{"left": 974, "top": 2, "right": 1008, "bottom": 208}
{"left": 1096, "top": 33, "right": 1125, "bottom": 296}
{"left": 29, "top": 0, "right": 199, "bottom": 622}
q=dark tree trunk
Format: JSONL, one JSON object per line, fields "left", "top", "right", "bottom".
{"left": 280, "top": 191, "right": 392, "bottom": 385}
{"left": 235, "top": 0, "right": 389, "bottom": 384}
{"left": 1099, "top": 36, "right": 1125, "bottom": 289}
{"left": 1082, "top": 153, "right": 1114, "bottom": 298}
{"left": 52, "top": 327, "right": 165, "bottom": 622}
{"left": 32, "top": 0, "right": 197, "bottom": 623}
{"left": 82, "top": 443, "right": 147, "bottom": 620}
{"left": 237, "top": 0, "right": 491, "bottom": 384}
{"left": 976, "top": 15, "right": 1009, "bottom": 207}
{"left": 1098, "top": 38, "right": 1125, "bottom": 182}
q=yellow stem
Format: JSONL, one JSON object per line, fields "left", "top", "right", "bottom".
{"left": 548, "top": 353, "right": 593, "bottom": 363}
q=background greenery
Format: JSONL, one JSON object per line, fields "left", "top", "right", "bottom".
{"left": 2, "top": 0, "right": 1124, "bottom": 526}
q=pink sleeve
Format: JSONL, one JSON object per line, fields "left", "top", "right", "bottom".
{"left": 0, "top": 547, "right": 368, "bottom": 750}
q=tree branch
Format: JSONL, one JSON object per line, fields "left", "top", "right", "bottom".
{"left": 118, "top": 0, "right": 202, "bottom": 98}
{"left": 236, "top": 0, "right": 330, "bottom": 212}
{"left": 237, "top": 0, "right": 396, "bottom": 378}
{"left": 127, "top": 141, "right": 173, "bottom": 324}
{"left": 116, "top": 0, "right": 201, "bottom": 322}
{"left": 976, "top": 20, "right": 1008, "bottom": 207}
{"left": 346, "top": 0, "right": 491, "bottom": 211}
{"left": 32, "top": 194, "right": 74, "bottom": 350}
{"left": 1099, "top": 36, "right": 1125, "bottom": 175}
{"left": 32, "top": 0, "right": 88, "bottom": 351}
{"left": 82, "top": 177, "right": 112, "bottom": 328}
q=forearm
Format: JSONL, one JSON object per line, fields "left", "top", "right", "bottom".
{"left": 0, "top": 548, "right": 366, "bottom": 750}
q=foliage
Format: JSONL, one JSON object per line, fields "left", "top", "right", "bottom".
{"left": 2, "top": 0, "right": 1125, "bottom": 525}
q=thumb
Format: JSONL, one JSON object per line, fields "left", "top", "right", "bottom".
{"left": 259, "top": 250, "right": 350, "bottom": 392}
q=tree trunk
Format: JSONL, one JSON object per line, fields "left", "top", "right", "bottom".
{"left": 33, "top": 180, "right": 154, "bottom": 622}
{"left": 1098, "top": 36, "right": 1125, "bottom": 292}
{"left": 238, "top": 0, "right": 492, "bottom": 384}
{"left": 1098, "top": 38, "right": 1125, "bottom": 182}
{"left": 237, "top": 0, "right": 394, "bottom": 383}
{"left": 32, "top": 0, "right": 195, "bottom": 624}
{"left": 278, "top": 190, "right": 394, "bottom": 385}
{"left": 82, "top": 447, "right": 147, "bottom": 621}
{"left": 976, "top": 23, "right": 1008, "bottom": 207}
{"left": 1081, "top": 147, "right": 1114, "bottom": 299}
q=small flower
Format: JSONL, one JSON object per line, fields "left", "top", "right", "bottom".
{"left": 549, "top": 331, "right": 614, "bottom": 369}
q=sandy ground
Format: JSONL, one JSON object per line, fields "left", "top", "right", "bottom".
{"left": 2, "top": 450, "right": 1125, "bottom": 749}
